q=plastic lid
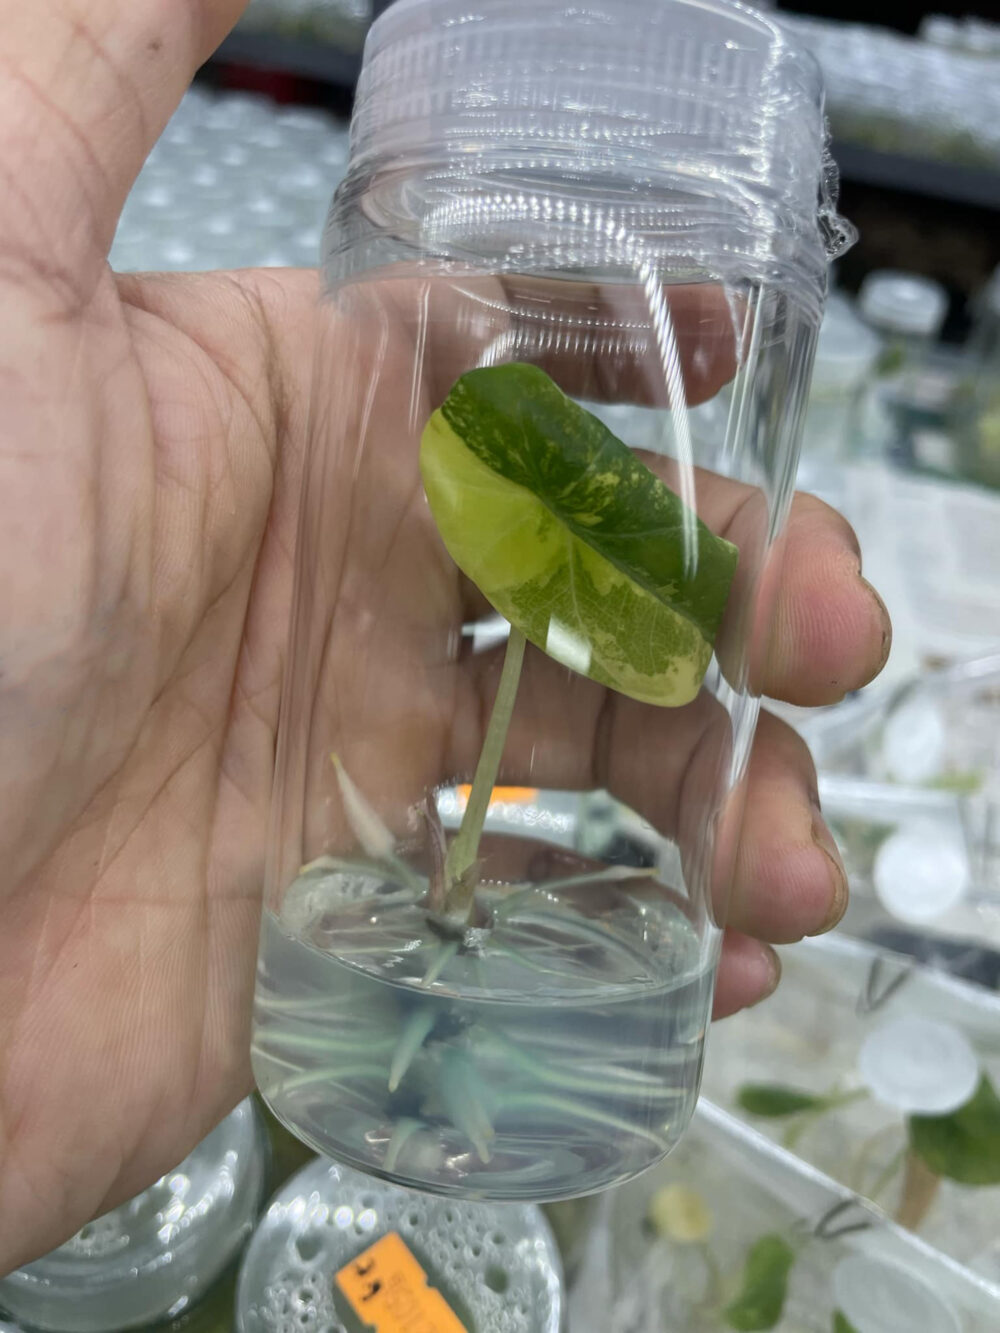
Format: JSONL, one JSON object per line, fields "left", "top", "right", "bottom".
{"left": 235, "top": 1157, "right": 563, "bottom": 1333}
{"left": 833, "top": 1255, "right": 961, "bottom": 1333}
{"left": 349, "top": 0, "right": 851, "bottom": 306}
{"left": 857, "top": 1016, "right": 980, "bottom": 1114}
{"left": 873, "top": 822, "right": 970, "bottom": 923}
{"left": 881, "top": 696, "right": 947, "bottom": 784}
{"left": 858, "top": 271, "right": 948, "bottom": 337}
{"left": 812, "top": 293, "right": 882, "bottom": 391}
{"left": 0, "top": 1101, "right": 267, "bottom": 1333}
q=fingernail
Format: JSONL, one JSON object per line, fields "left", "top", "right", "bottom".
{"left": 861, "top": 576, "right": 893, "bottom": 672}
{"left": 756, "top": 943, "right": 782, "bottom": 1001}
{"left": 810, "top": 808, "right": 849, "bottom": 934}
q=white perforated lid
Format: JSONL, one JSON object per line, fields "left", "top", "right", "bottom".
{"left": 881, "top": 696, "right": 947, "bottom": 783}
{"left": 235, "top": 1157, "right": 563, "bottom": 1333}
{"left": 857, "top": 1016, "right": 980, "bottom": 1114}
{"left": 873, "top": 822, "right": 970, "bottom": 923}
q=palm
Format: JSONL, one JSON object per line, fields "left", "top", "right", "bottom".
{"left": 0, "top": 0, "right": 890, "bottom": 1275}
{"left": 0, "top": 254, "right": 317, "bottom": 1266}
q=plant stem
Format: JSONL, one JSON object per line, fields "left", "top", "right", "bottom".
{"left": 868, "top": 1144, "right": 906, "bottom": 1205}
{"left": 895, "top": 1148, "right": 942, "bottom": 1231}
{"left": 444, "top": 625, "right": 527, "bottom": 917}
{"left": 847, "top": 1122, "right": 899, "bottom": 1195}
{"left": 782, "top": 1088, "right": 869, "bottom": 1152}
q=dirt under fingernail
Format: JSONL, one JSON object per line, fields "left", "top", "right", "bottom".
{"left": 810, "top": 811, "right": 849, "bottom": 934}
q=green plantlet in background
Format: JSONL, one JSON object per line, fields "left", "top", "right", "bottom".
{"left": 737, "top": 1085, "right": 833, "bottom": 1117}
{"left": 737, "top": 1083, "right": 868, "bottom": 1119}
{"left": 723, "top": 1234, "right": 796, "bottom": 1331}
{"left": 925, "top": 769, "right": 984, "bottom": 794}
{"left": 908, "top": 1073, "right": 1000, "bottom": 1185}
{"left": 832, "top": 1313, "right": 860, "bottom": 1333}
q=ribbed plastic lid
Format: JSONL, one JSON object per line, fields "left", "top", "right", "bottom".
{"left": 858, "top": 270, "right": 948, "bottom": 337}
{"left": 348, "top": 0, "right": 849, "bottom": 298}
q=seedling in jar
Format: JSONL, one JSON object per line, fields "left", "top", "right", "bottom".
{"left": 259, "top": 363, "right": 737, "bottom": 1179}
{"left": 421, "top": 361, "right": 738, "bottom": 918}
{"left": 297, "top": 361, "right": 737, "bottom": 943}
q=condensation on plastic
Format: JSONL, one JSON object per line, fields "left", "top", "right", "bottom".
{"left": 330, "top": 0, "right": 854, "bottom": 317}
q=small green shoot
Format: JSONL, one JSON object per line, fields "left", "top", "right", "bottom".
{"left": 723, "top": 1234, "right": 795, "bottom": 1331}
{"left": 833, "top": 1313, "right": 860, "bottom": 1333}
{"left": 737, "top": 1083, "right": 867, "bottom": 1118}
{"left": 907, "top": 1073, "right": 1000, "bottom": 1185}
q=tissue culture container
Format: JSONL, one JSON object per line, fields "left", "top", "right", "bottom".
{"left": 252, "top": 0, "right": 847, "bottom": 1200}
{"left": 0, "top": 1101, "right": 267, "bottom": 1332}
{"left": 235, "top": 1156, "right": 562, "bottom": 1333}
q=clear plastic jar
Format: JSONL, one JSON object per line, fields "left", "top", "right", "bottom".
{"left": 855, "top": 270, "right": 949, "bottom": 461}
{"left": 797, "top": 293, "right": 881, "bottom": 505}
{"left": 235, "top": 1157, "right": 563, "bottom": 1333}
{"left": 252, "top": 0, "right": 850, "bottom": 1201}
{"left": 0, "top": 1101, "right": 267, "bottom": 1332}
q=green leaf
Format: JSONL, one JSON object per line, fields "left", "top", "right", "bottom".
{"left": 737, "top": 1084, "right": 831, "bottom": 1117}
{"left": 908, "top": 1073, "right": 1000, "bottom": 1185}
{"left": 420, "top": 364, "right": 738, "bottom": 707}
{"left": 925, "top": 769, "right": 984, "bottom": 794}
{"left": 876, "top": 341, "right": 907, "bottom": 377}
{"left": 833, "top": 1314, "right": 860, "bottom": 1333}
{"left": 723, "top": 1234, "right": 796, "bottom": 1331}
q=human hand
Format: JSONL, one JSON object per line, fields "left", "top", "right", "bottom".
{"left": 0, "top": 0, "right": 890, "bottom": 1273}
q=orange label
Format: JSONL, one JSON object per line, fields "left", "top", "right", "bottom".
{"left": 456, "top": 785, "right": 538, "bottom": 808}
{"left": 335, "top": 1231, "right": 468, "bottom": 1333}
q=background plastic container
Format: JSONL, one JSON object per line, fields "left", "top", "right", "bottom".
{"left": 591, "top": 1099, "right": 1000, "bottom": 1333}
{"left": 701, "top": 934, "right": 1000, "bottom": 1290}
{"left": 0, "top": 1101, "right": 267, "bottom": 1333}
